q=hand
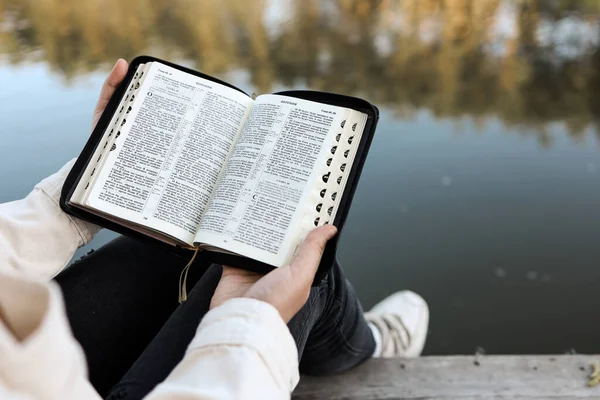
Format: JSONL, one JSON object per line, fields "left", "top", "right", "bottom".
{"left": 92, "top": 59, "right": 129, "bottom": 130}
{"left": 210, "top": 225, "right": 338, "bottom": 322}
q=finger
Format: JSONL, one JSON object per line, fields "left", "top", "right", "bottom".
{"left": 222, "top": 265, "right": 239, "bottom": 275}
{"left": 92, "top": 59, "right": 128, "bottom": 127}
{"left": 222, "top": 265, "right": 262, "bottom": 278}
{"left": 289, "top": 225, "right": 337, "bottom": 280}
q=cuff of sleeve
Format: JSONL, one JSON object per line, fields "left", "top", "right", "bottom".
{"left": 190, "top": 298, "right": 300, "bottom": 391}
{"left": 0, "top": 274, "right": 90, "bottom": 398}
{"left": 35, "top": 159, "right": 101, "bottom": 244}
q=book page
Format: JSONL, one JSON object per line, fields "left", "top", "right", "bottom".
{"left": 87, "top": 62, "right": 254, "bottom": 244}
{"left": 195, "top": 94, "right": 349, "bottom": 266}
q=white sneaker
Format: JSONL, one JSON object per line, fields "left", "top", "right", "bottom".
{"left": 365, "top": 291, "right": 429, "bottom": 358}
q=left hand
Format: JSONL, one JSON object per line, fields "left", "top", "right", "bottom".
{"left": 92, "top": 59, "right": 129, "bottom": 130}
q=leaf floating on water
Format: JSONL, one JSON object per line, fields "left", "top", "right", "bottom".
{"left": 592, "top": 362, "right": 600, "bottom": 377}
{"left": 588, "top": 363, "right": 600, "bottom": 387}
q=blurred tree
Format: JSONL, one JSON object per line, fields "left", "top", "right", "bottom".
{"left": 0, "top": 0, "right": 598, "bottom": 145}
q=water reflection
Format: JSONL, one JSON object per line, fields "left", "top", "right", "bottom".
{"left": 1, "top": 0, "right": 599, "bottom": 146}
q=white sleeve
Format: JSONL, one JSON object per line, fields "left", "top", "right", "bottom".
{"left": 0, "top": 159, "right": 100, "bottom": 279}
{"left": 147, "top": 298, "right": 300, "bottom": 400}
{"left": 0, "top": 272, "right": 101, "bottom": 400}
{"left": 0, "top": 384, "right": 35, "bottom": 400}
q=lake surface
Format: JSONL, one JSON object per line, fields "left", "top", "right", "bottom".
{"left": 2, "top": 0, "right": 600, "bottom": 355}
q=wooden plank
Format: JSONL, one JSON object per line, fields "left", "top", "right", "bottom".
{"left": 293, "top": 355, "right": 600, "bottom": 400}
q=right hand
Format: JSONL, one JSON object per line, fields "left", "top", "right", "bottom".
{"left": 210, "top": 225, "right": 338, "bottom": 322}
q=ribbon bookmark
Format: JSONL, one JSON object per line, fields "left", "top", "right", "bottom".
{"left": 178, "top": 247, "right": 201, "bottom": 303}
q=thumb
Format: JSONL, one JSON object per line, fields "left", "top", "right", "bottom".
{"left": 289, "top": 224, "right": 337, "bottom": 281}
{"left": 241, "top": 225, "right": 338, "bottom": 322}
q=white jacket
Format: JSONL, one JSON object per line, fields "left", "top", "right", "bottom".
{"left": 0, "top": 160, "right": 299, "bottom": 399}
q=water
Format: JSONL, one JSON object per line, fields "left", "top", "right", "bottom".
{"left": 1, "top": 0, "right": 600, "bottom": 355}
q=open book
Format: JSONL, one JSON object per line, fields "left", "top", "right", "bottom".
{"left": 62, "top": 56, "right": 378, "bottom": 277}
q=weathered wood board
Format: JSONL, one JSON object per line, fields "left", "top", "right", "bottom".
{"left": 293, "top": 355, "right": 600, "bottom": 399}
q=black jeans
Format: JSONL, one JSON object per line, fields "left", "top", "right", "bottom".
{"left": 54, "top": 236, "right": 375, "bottom": 399}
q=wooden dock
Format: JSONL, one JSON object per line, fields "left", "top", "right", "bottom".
{"left": 293, "top": 355, "right": 600, "bottom": 399}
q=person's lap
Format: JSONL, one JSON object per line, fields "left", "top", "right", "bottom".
{"left": 55, "top": 235, "right": 374, "bottom": 399}
{"left": 54, "top": 236, "right": 210, "bottom": 395}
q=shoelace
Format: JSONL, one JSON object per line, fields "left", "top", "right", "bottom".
{"left": 365, "top": 313, "right": 412, "bottom": 357}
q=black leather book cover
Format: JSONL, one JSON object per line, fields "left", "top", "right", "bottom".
{"left": 60, "top": 55, "right": 379, "bottom": 283}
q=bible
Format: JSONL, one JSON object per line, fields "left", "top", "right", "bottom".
{"left": 61, "top": 56, "right": 379, "bottom": 290}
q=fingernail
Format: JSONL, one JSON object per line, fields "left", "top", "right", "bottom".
{"left": 111, "top": 59, "right": 125, "bottom": 72}
{"left": 327, "top": 225, "right": 338, "bottom": 237}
